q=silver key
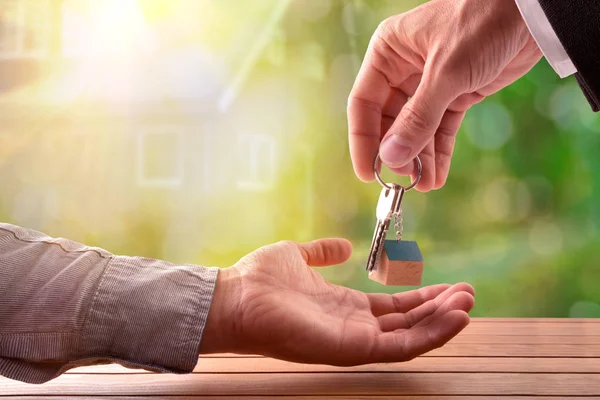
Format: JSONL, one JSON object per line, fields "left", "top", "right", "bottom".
{"left": 366, "top": 184, "right": 405, "bottom": 273}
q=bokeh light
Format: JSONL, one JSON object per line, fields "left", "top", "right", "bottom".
{"left": 0, "top": 0, "right": 599, "bottom": 317}
{"left": 464, "top": 102, "right": 513, "bottom": 150}
{"left": 550, "top": 82, "right": 598, "bottom": 131}
{"left": 569, "top": 302, "right": 600, "bottom": 318}
{"left": 529, "top": 219, "right": 563, "bottom": 256}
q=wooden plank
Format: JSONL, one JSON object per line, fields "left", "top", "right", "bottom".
{"left": 428, "top": 343, "right": 600, "bottom": 357}
{"left": 449, "top": 334, "right": 600, "bottom": 344}
{"left": 189, "top": 322, "right": 600, "bottom": 338}
{"left": 201, "top": 343, "right": 600, "bottom": 358}
{"left": 203, "top": 334, "right": 600, "bottom": 347}
{"left": 0, "top": 397, "right": 593, "bottom": 400}
{"left": 69, "top": 356, "right": 600, "bottom": 374}
{"left": 461, "top": 320, "right": 600, "bottom": 336}
{"left": 470, "top": 318, "right": 600, "bottom": 323}
{"left": 1, "top": 373, "right": 599, "bottom": 396}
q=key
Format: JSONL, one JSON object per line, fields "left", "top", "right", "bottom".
{"left": 367, "top": 154, "right": 425, "bottom": 286}
{"left": 366, "top": 184, "right": 404, "bottom": 273}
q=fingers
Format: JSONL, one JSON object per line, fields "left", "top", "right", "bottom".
{"left": 412, "top": 290, "right": 475, "bottom": 329}
{"left": 388, "top": 109, "right": 466, "bottom": 192}
{"left": 372, "top": 310, "right": 470, "bottom": 363}
{"left": 348, "top": 28, "right": 417, "bottom": 183}
{"left": 431, "top": 110, "right": 466, "bottom": 190}
{"left": 367, "top": 284, "right": 450, "bottom": 317}
{"left": 378, "top": 70, "right": 456, "bottom": 173}
{"left": 382, "top": 75, "right": 464, "bottom": 192}
{"left": 347, "top": 64, "right": 393, "bottom": 183}
{"left": 377, "top": 282, "right": 474, "bottom": 332}
{"left": 296, "top": 238, "right": 353, "bottom": 267}
{"left": 380, "top": 87, "right": 409, "bottom": 142}
{"left": 415, "top": 140, "right": 436, "bottom": 192}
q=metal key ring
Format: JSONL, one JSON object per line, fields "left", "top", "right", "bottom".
{"left": 374, "top": 154, "right": 422, "bottom": 191}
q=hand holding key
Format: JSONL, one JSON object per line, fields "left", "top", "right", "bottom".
{"left": 347, "top": 0, "right": 541, "bottom": 190}
{"left": 200, "top": 238, "right": 474, "bottom": 365}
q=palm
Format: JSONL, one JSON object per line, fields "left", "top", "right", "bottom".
{"left": 231, "top": 239, "right": 474, "bottom": 365}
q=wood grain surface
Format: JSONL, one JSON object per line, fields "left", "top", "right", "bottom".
{"left": 2, "top": 318, "right": 600, "bottom": 399}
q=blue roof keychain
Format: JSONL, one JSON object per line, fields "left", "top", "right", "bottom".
{"left": 366, "top": 155, "right": 424, "bottom": 286}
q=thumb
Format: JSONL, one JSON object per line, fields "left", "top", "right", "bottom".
{"left": 297, "top": 238, "right": 353, "bottom": 267}
{"left": 379, "top": 75, "right": 454, "bottom": 168}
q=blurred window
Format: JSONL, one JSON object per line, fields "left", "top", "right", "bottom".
{"left": 237, "top": 133, "right": 277, "bottom": 191}
{"left": 136, "top": 127, "right": 185, "bottom": 188}
{"left": 0, "top": 0, "right": 51, "bottom": 59}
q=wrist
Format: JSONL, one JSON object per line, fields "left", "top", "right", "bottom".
{"left": 199, "top": 266, "right": 243, "bottom": 354}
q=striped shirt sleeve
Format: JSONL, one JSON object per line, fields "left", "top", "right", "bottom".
{"left": 0, "top": 222, "right": 218, "bottom": 384}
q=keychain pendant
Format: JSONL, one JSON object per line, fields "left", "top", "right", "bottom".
{"left": 369, "top": 240, "right": 423, "bottom": 286}
{"left": 367, "top": 155, "right": 424, "bottom": 286}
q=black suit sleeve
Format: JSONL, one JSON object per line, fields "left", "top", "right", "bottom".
{"left": 537, "top": 0, "right": 600, "bottom": 112}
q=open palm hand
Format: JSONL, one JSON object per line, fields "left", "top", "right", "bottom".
{"left": 201, "top": 238, "right": 474, "bottom": 365}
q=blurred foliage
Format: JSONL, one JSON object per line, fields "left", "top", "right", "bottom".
{"left": 0, "top": 0, "right": 599, "bottom": 317}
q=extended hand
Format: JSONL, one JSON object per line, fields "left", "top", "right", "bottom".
{"left": 200, "top": 238, "right": 474, "bottom": 365}
{"left": 348, "top": 0, "right": 542, "bottom": 191}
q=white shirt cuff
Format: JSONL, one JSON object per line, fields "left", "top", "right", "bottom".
{"left": 514, "top": 0, "right": 577, "bottom": 78}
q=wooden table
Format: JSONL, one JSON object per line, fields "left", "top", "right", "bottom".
{"left": 2, "top": 318, "right": 600, "bottom": 399}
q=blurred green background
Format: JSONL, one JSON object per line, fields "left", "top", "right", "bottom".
{"left": 1, "top": 0, "right": 599, "bottom": 317}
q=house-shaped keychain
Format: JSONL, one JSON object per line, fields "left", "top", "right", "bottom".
{"left": 369, "top": 240, "right": 424, "bottom": 286}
